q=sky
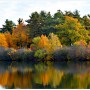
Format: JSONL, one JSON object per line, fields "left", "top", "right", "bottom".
{"left": 0, "top": 0, "right": 90, "bottom": 27}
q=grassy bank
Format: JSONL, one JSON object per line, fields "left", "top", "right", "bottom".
{"left": 0, "top": 46, "right": 89, "bottom": 62}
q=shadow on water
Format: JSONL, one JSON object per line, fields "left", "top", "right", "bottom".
{"left": 0, "top": 61, "right": 11, "bottom": 73}
{"left": 0, "top": 61, "right": 90, "bottom": 89}
{"left": 53, "top": 61, "right": 90, "bottom": 74}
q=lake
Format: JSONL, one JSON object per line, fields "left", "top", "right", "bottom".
{"left": 0, "top": 61, "right": 90, "bottom": 89}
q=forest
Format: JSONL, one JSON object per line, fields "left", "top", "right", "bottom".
{"left": 0, "top": 10, "right": 90, "bottom": 61}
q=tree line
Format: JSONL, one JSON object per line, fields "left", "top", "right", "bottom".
{"left": 0, "top": 10, "right": 90, "bottom": 49}
{"left": 0, "top": 10, "right": 89, "bottom": 61}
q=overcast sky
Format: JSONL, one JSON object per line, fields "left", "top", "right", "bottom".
{"left": 0, "top": 0, "right": 90, "bottom": 27}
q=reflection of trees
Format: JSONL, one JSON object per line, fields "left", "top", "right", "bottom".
{"left": 0, "top": 71, "right": 32, "bottom": 89}
{"left": 0, "top": 64, "right": 90, "bottom": 89}
{"left": 58, "top": 73, "right": 90, "bottom": 89}
{"left": 33, "top": 64, "right": 90, "bottom": 89}
{"left": 58, "top": 74, "right": 78, "bottom": 88}
{"left": 0, "top": 71, "right": 9, "bottom": 87}
{"left": 34, "top": 66, "right": 64, "bottom": 88}
{"left": 74, "top": 73, "right": 90, "bottom": 88}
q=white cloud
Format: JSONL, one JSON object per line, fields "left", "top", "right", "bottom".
{"left": 0, "top": 0, "right": 90, "bottom": 27}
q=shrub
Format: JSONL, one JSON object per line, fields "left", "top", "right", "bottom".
{"left": 68, "top": 46, "right": 90, "bottom": 61}
{"left": 9, "top": 48, "right": 35, "bottom": 61}
{"left": 53, "top": 47, "right": 68, "bottom": 61}
{"left": 0, "top": 47, "right": 16, "bottom": 61}
{"left": 34, "top": 49, "right": 47, "bottom": 60}
{"left": 0, "top": 47, "right": 34, "bottom": 61}
{"left": 53, "top": 46, "right": 90, "bottom": 61}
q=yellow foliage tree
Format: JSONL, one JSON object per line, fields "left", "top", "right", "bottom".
{"left": 4, "top": 32, "right": 13, "bottom": 48}
{"left": 65, "top": 16, "right": 85, "bottom": 31}
{"left": 0, "top": 33, "right": 8, "bottom": 47}
{"left": 55, "top": 16, "right": 89, "bottom": 46}
{"left": 48, "top": 33, "right": 62, "bottom": 52}
{"left": 56, "top": 16, "right": 85, "bottom": 31}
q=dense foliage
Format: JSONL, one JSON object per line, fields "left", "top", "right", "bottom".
{"left": 0, "top": 10, "right": 90, "bottom": 61}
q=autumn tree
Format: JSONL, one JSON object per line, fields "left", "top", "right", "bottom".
{"left": 30, "top": 36, "right": 41, "bottom": 50}
{"left": 12, "top": 23, "right": 30, "bottom": 49}
{"left": 56, "top": 16, "right": 89, "bottom": 45}
{"left": 0, "top": 33, "right": 8, "bottom": 47}
{"left": 37, "top": 33, "right": 62, "bottom": 53}
{"left": 74, "top": 40, "right": 87, "bottom": 47}
{"left": 48, "top": 33, "right": 62, "bottom": 52}
{"left": 38, "top": 35, "right": 49, "bottom": 49}
{"left": 32, "top": 33, "right": 62, "bottom": 60}
{"left": 4, "top": 32, "right": 13, "bottom": 48}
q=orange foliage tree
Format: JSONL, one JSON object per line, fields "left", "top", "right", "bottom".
{"left": 38, "top": 33, "right": 62, "bottom": 53}
{"left": 74, "top": 40, "right": 87, "bottom": 47}
{"left": 4, "top": 32, "right": 13, "bottom": 48}
{"left": 33, "top": 33, "right": 62, "bottom": 60}
{"left": 0, "top": 33, "right": 8, "bottom": 47}
{"left": 38, "top": 35, "right": 49, "bottom": 49}
{"left": 12, "top": 23, "right": 30, "bottom": 49}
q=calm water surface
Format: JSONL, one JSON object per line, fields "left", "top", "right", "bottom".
{"left": 0, "top": 61, "right": 90, "bottom": 89}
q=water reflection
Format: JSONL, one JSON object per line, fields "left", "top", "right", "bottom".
{"left": 0, "top": 61, "right": 90, "bottom": 89}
